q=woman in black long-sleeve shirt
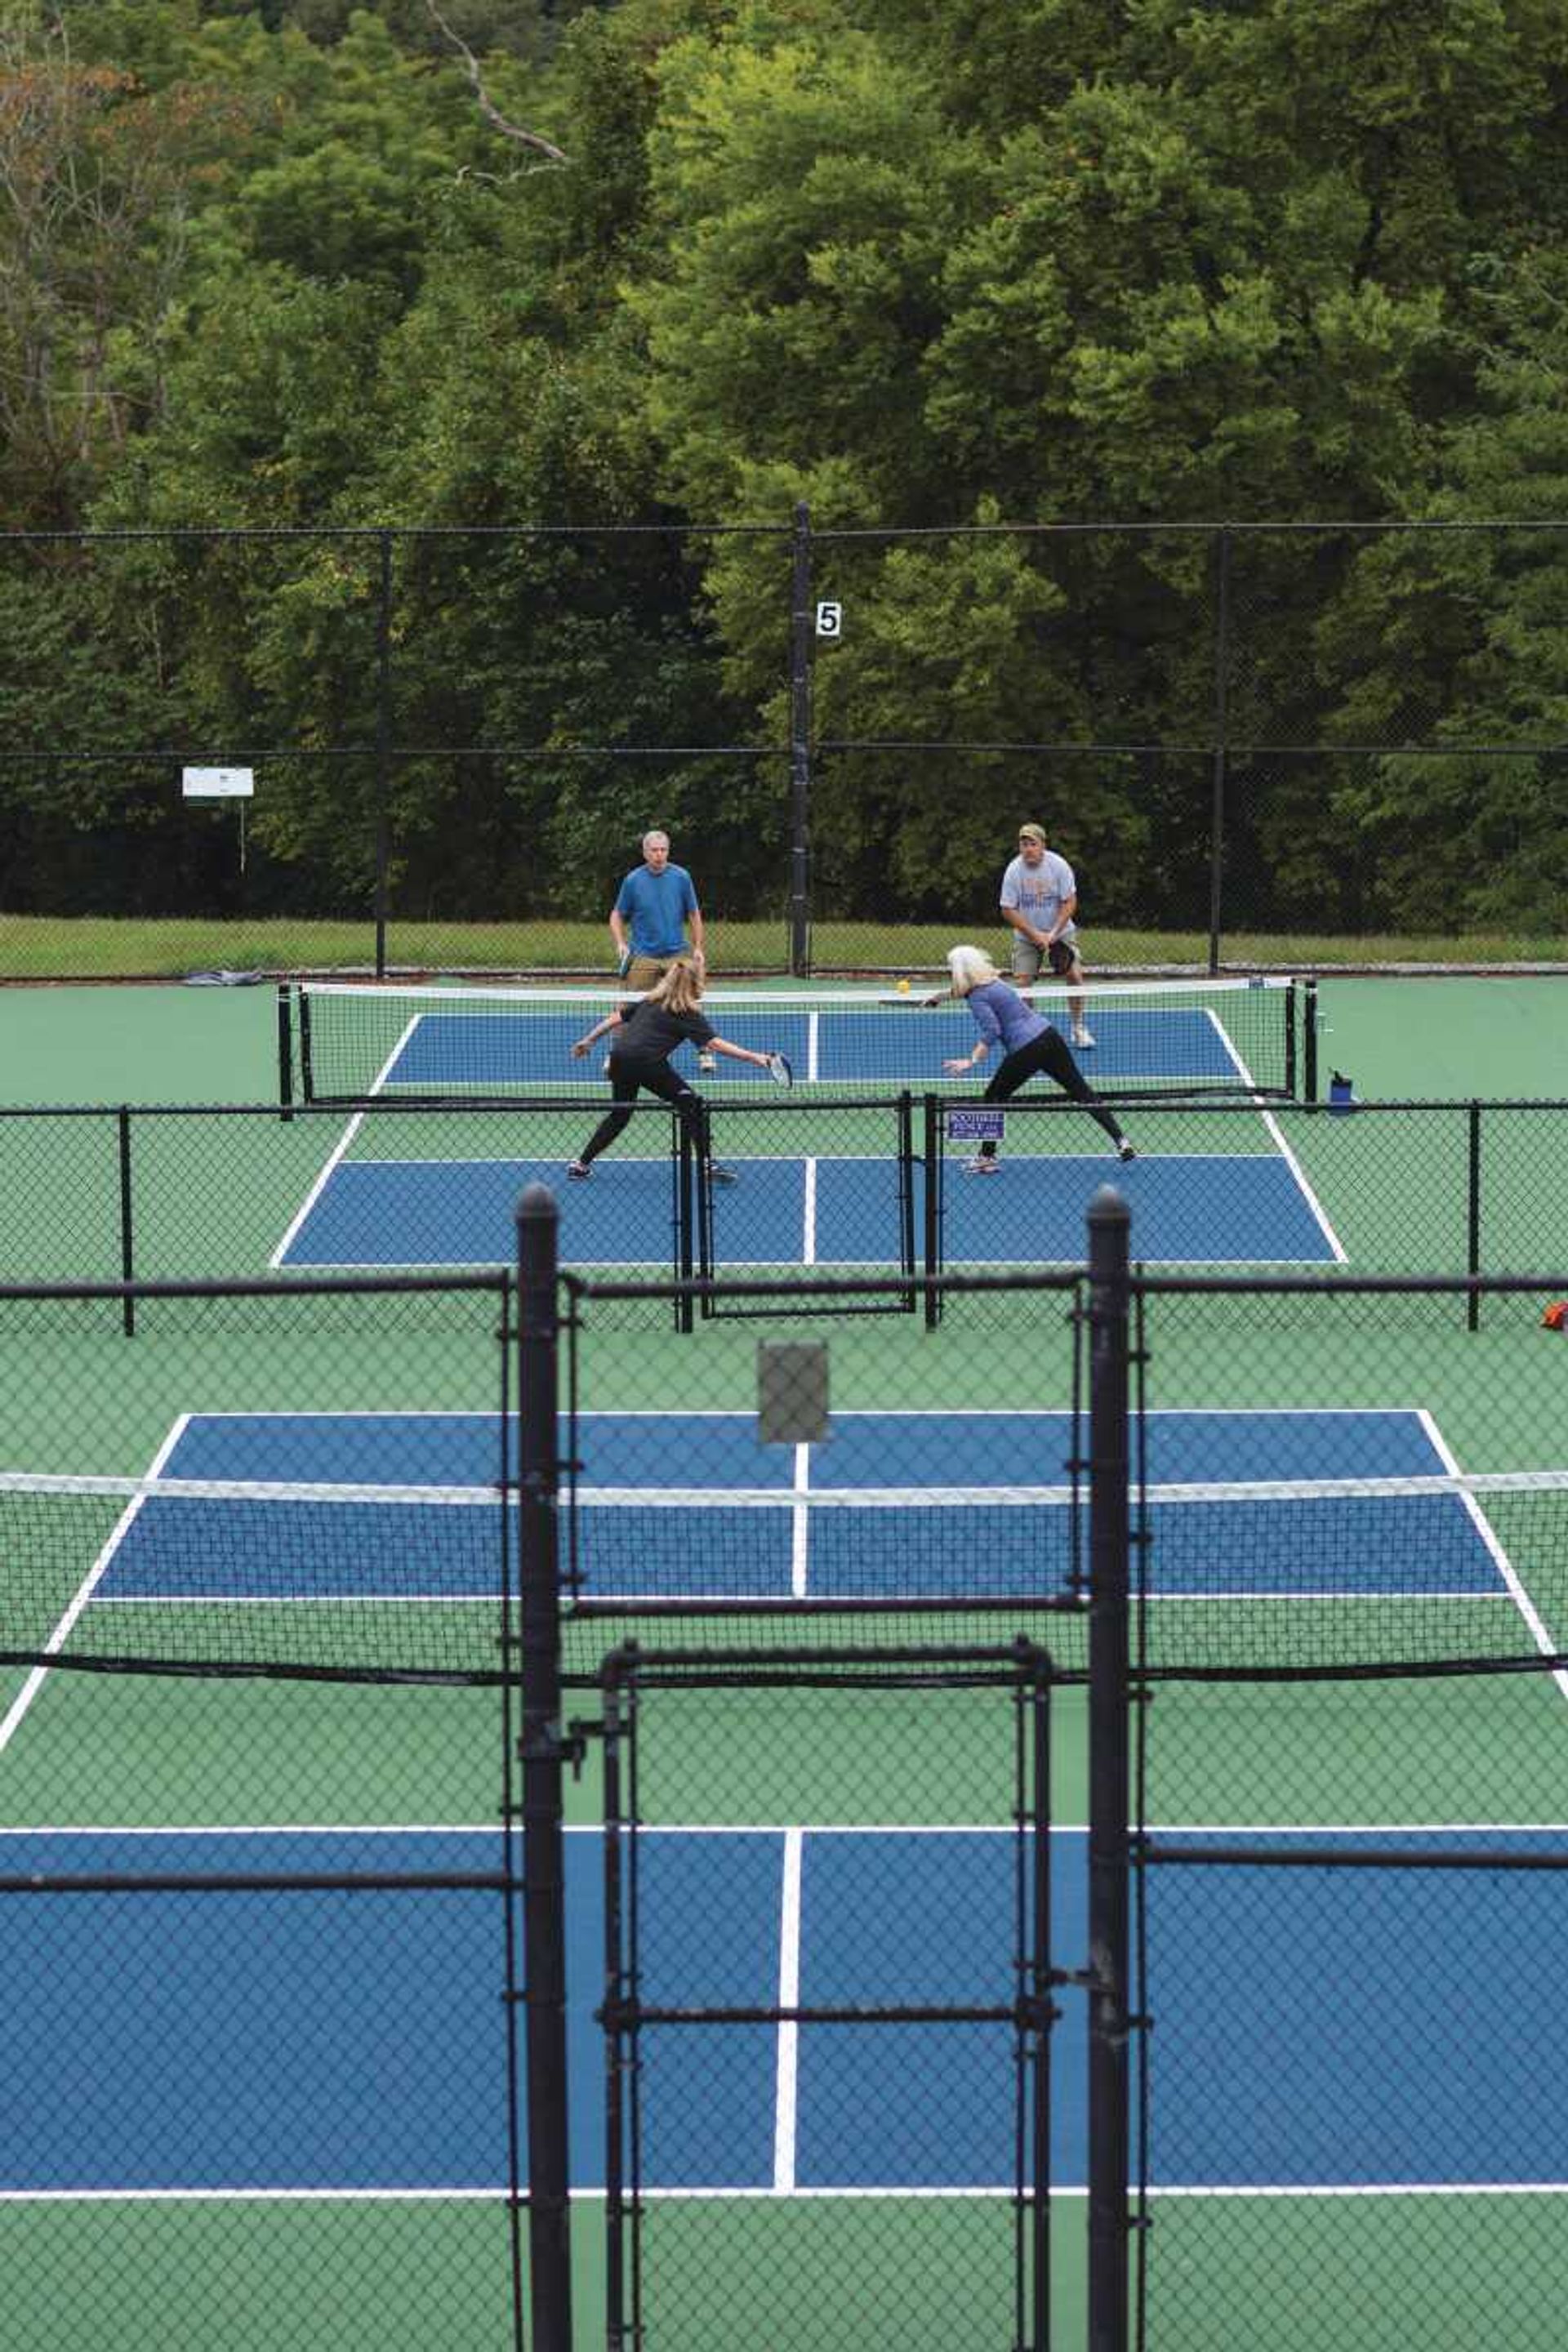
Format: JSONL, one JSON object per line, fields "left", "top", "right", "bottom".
{"left": 567, "top": 958, "right": 777, "bottom": 1180}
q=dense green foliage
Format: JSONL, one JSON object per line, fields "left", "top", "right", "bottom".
{"left": 4, "top": 0, "right": 1568, "bottom": 936}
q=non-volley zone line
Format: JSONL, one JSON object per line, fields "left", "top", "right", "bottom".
{"left": 0, "top": 1405, "right": 1547, "bottom": 1624}
{"left": 4, "top": 1821, "right": 1568, "bottom": 2195}
{"left": 272, "top": 1151, "right": 1339, "bottom": 1270}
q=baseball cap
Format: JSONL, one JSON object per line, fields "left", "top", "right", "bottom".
{"left": 1018, "top": 822, "right": 1047, "bottom": 844}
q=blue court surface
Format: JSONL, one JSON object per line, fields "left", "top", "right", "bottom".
{"left": 71, "top": 1404, "right": 1505, "bottom": 1610}
{"left": 5, "top": 1822, "right": 1564, "bottom": 2192}
{"left": 378, "top": 1001, "right": 1267, "bottom": 1092}
{"left": 934, "top": 1151, "right": 1339, "bottom": 1265}
{"left": 276, "top": 1151, "right": 1337, "bottom": 1269}
{"left": 7, "top": 1401, "right": 1552, "bottom": 2199}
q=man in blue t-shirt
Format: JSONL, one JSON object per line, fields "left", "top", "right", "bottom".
{"left": 608, "top": 831, "right": 706, "bottom": 991}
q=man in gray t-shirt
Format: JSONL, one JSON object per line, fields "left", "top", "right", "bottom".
{"left": 998, "top": 822, "right": 1093, "bottom": 1045}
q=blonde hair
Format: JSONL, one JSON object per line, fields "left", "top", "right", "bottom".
{"left": 648, "top": 957, "right": 705, "bottom": 1016}
{"left": 947, "top": 945, "right": 999, "bottom": 996}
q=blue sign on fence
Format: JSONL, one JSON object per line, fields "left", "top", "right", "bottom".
{"left": 948, "top": 1109, "right": 1006, "bottom": 1143}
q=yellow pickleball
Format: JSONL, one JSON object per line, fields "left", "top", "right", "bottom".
{"left": 897, "top": 978, "right": 911, "bottom": 995}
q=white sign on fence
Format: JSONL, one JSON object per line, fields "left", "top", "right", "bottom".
{"left": 181, "top": 767, "right": 255, "bottom": 800}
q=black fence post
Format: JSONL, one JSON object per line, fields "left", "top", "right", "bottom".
{"left": 373, "top": 528, "right": 394, "bottom": 980}
{"left": 514, "top": 1185, "right": 573, "bottom": 2352}
{"left": 788, "top": 501, "right": 813, "bottom": 977}
{"left": 1468, "top": 1102, "right": 1482, "bottom": 1333}
{"left": 275, "top": 983, "right": 294, "bottom": 1122}
{"left": 1086, "top": 1184, "right": 1132, "bottom": 2352}
{"left": 117, "top": 1107, "right": 135, "bottom": 1339}
{"left": 922, "top": 1094, "right": 942, "bottom": 1329}
{"left": 1206, "top": 525, "right": 1232, "bottom": 976}
{"left": 675, "top": 1107, "right": 695, "bottom": 1335}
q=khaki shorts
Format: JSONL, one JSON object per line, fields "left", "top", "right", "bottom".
{"left": 1010, "top": 936, "right": 1082, "bottom": 983}
{"left": 622, "top": 955, "right": 675, "bottom": 992}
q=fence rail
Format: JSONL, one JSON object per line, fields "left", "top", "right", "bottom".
{"left": 6, "top": 514, "right": 1568, "bottom": 978}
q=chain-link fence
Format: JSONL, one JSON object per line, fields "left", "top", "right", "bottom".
{"left": 0, "top": 1269, "right": 529, "bottom": 2351}
{"left": 10, "top": 1086, "right": 1568, "bottom": 1332}
{"left": 1126, "top": 1270, "right": 1568, "bottom": 2352}
{"left": 6, "top": 517, "right": 1568, "bottom": 978}
{"left": 11, "top": 1183, "right": 1568, "bottom": 2348}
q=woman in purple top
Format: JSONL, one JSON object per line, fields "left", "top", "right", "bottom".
{"left": 942, "top": 945, "right": 1134, "bottom": 1174}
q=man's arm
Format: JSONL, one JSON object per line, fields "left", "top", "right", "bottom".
{"left": 608, "top": 875, "right": 632, "bottom": 959}
{"left": 1043, "top": 891, "right": 1077, "bottom": 947}
{"left": 999, "top": 862, "right": 1049, "bottom": 949}
{"left": 1001, "top": 903, "right": 1049, "bottom": 947}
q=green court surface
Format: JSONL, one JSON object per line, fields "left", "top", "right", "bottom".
{"left": 5, "top": 974, "right": 1568, "bottom": 2350}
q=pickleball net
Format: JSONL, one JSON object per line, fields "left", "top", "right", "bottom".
{"left": 0, "top": 1469, "right": 512, "bottom": 1681}
{"left": 555, "top": 1466, "right": 1568, "bottom": 1680}
{"left": 11, "top": 1449, "right": 1557, "bottom": 1684}
{"left": 282, "top": 973, "right": 1308, "bottom": 1104}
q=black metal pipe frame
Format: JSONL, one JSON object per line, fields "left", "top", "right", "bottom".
{"left": 514, "top": 1187, "right": 573, "bottom": 2351}
{"left": 788, "top": 499, "right": 813, "bottom": 977}
{"left": 1086, "top": 1186, "right": 1133, "bottom": 2352}
{"left": 1206, "top": 525, "right": 1232, "bottom": 976}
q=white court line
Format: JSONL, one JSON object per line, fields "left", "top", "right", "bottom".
{"left": 0, "top": 1417, "right": 189, "bottom": 1759}
{"left": 806, "top": 1013, "right": 821, "bottom": 1085}
{"left": 7, "top": 2180, "right": 1567, "bottom": 2205}
{"left": 802, "top": 1158, "right": 818, "bottom": 1266}
{"left": 270, "top": 1107, "right": 366, "bottom": 1267}
{"left": 1204, "top": 1005, "right": 1348, "bottom": 1263}
{"left": 274, "top": 1012, "right": 421, "bottom": 1267}
{"left": 791, "top": 1443, "right": 810, "bottom": 1598}
{"left": 773, "top": 1826, "right": 804, "bottom": 2194}
{"left": 1419, "top": 1409, "right": 1568, "bottom": 1704}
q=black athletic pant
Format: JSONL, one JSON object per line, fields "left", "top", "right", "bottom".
{"left": 977, "top": 1026, "right": 1125, "bottom": 1156}
{"left": 576, "top": 1054, "right": 710, "bottom": 1167}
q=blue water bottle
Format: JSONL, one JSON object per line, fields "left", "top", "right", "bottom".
{"left": 1328, "top": 1070, "right": 1354, "bottom": 1114}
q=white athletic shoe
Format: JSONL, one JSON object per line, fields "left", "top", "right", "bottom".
{"left": 1116, "top": 1139, "right": 1136, "bottom": 1163}
{"left": 568, "top": 1160, "right": 592, "bottom": 1181}
{"left": 1072, "top": 1023, "right": 1095, "bottom": 1049}
{"left": 964, "top": 1156, "right": 1002, "bottom": 1176}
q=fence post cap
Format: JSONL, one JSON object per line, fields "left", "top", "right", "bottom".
{"left": 517, "top": 1182, "right": 559, "bottom": 1222}
{"left": 1087, "top": 1183, "right": 1131, "bottom": 1226}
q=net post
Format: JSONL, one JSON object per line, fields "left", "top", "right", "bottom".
{"left": 1086, "top": 1183, "right": 1132, "bottom": 2352}
{"left": 1468, "top": 1102, "right": 1482, "bottom": 1334}
{"left": 788, "top": 501, "right": 813, "bottom": 978}
{"left": 922, "top": 1094, "right": 942, "bottom": 1330}
{"left": 275, "top": 983, "right": 295, "bottom": 1122}
{"left": 1303, "top": 976, "right": 1318, "bottom": 1102}
{"left": 298, "top": 986, "right": 315, "bottom": 1106}
{"left": 1205, "top": 524, "right": 1232, "bottom": 976}
{"left": 514, "top": 1184, "right": 573, "bottom": 2352}
{"left": 117, "top": 1107, "right": 136, "bottom": 1339}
